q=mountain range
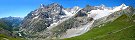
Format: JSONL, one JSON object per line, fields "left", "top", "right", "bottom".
{"left": 0, "top": 3, "right": 135, "bottom": 40}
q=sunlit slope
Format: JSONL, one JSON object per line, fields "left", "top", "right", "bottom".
{"left": 0, "top": 34, "right": 24, "bottom": 40}
{"left": 64, "top": 14, "right": 135, "bottom": 40}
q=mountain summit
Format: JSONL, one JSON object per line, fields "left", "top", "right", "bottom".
{"left": 40, "top": 4, "right": 45, "bottom": 8}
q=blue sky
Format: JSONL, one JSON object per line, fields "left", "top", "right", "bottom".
{"left": 0, "top": 0, "right": 135, "bottom": 18}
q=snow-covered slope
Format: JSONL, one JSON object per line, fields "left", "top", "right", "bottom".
{"left": 88, "top": 4, "right": 128, "bottom": 20}
{"left": 61, "top": 4, "right": 129, "bottom": 39}
{"left": 111, "top": 3, "right": 129, "bottom": 12}
{"left": 88, "top": 9, "right": 111, "bottom": 20}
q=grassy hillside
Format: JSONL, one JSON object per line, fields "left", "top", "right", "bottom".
{"left": 64, "top": 14, "right": 135, "bottom": 40}
{"left": 0, "top": 34, "right": 24, "bottom": 40}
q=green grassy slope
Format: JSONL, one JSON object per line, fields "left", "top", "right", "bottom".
{"left": 0, "top": 34, "right": 24, "bottom": 40}
{"left": 64, "top": 14, "right": 135, "bottom": 40}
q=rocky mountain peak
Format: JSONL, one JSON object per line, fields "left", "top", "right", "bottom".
{"left": 48, "top": 3, "right": 62, "bottom": 8}
{"left": 121, "top": 3, "right": 127, "bottom": 7}
{"left": 50, "top": 3, "right": 60, "bottom": 6}
{"left": 40, "top": 4, "right": 45, "bottom": 8}
{"left": 99, "top": 4, "right": 106, "bottom": 9}
{"left": 20, "top": 3, "right": 67, "bottom": 35}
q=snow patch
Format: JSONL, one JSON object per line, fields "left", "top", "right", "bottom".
{"left": 111, "top": 3, "right": 129, "bottom": 12}
{"left": 40, "top": 4, "right": 44, "bottom": 8}
{"left": 33, "top": 16, "right": 39, "bottom": 19}
{"left": 88, "top": 10, "right": 111, "bottom": 20}
{"left": 71, "top": 6, "right": 81, "bottom": 14}
{"left": 88, "top": 4, "right": 128, "bottom": 20}
{"left": 62, "top": 9, "right": 73, "bottom": 16}
{"left": 18, "top": 33, "right": 22, "bottom": 36}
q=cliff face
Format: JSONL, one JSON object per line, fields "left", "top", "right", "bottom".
{"left": 19, "top": 3, "right": 82, "bottom": 39}
{"left": 20, "top": 3, "right": 63, "bottom": 33}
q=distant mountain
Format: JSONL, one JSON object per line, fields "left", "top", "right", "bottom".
{"left": 0, "top": 16, "right": 23, "bottom": 35}
{"left": 19, "top": 3, "right": 135, "bottom": 40}
{"left": 0, "top": 16, "right": 23, "bottom": 28}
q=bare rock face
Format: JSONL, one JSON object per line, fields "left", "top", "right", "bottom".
{"left": 20, "top": 3, "right": 63, "bottom": 33}
{"left": 19, "top": 3, "right": 82, "bottom": 40}
{"left": 19, "top": 3, "right": 63, "bottom": 38}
